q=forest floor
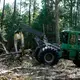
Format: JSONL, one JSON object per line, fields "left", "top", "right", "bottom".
{"left": 0, "top": 52, "right": 80, "bottom": 80}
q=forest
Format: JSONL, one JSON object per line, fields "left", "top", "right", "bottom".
{"left": 0, "top": 0, "right": 80, "bottom": 48}
{"left": 0, "top": 0, "right": 80, "bottom": 80}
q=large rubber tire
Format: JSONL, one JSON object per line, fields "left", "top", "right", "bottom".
{"left": 34, "top": 47, "right": 41, "bottom": 62}
{"left": 38, "top": 48, "right": 59, "bottom": 66}
{"left": 73, "top": 60, "right": 80, "bottom": 67}
{"left": 34, "top": 45, "right": 45, "bottom": 63}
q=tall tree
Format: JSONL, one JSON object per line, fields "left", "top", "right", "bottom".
{"left": 13, "top": 0, "right": 17, "bottom": 21}
{"left": 33, "top": 0, "right": 36, "bottom": 20}
{"left": 29, "top": 0, "right": 31, "bottom": 26}
{"left": 76, "top": 0, "right": 80, "bottom": 29}
{"left": 55, "top": 0, "right": 60, "bottom": 43}
{"left": 70, "top": 0, "right": 73, "bottom": 27}
{"left": 1, "top": 0, "right": 5, "bottom": 29}
{"left": 20, "top": 0, "right": 22, "bottom": 15}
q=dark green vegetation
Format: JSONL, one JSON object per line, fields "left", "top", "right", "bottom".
{"left": 0, "top": 0, "right": 80, "bottom": 49}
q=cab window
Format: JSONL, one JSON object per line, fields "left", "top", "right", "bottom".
{"left": 61, "top": 32, "right": 68, "bottom": 43}
{"left": 78, "top": 34, "right": 80, "bottom": 45}
{"left": 69, "top": 34, "right": 76, "bottom": 44}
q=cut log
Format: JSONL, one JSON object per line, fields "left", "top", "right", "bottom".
{"left": 10, "top": 49, "right": 32, "bottom": 54}
{"left": 0, "top": 42, "right": 9, "bottom": 54}
{"left": 0, "top": 49, "right": 32, "bottom": 57}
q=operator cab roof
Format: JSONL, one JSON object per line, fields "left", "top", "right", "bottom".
{"left": 61, "top": 30, "right": 80, "bottom": 34}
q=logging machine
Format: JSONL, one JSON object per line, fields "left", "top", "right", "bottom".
{"left": 20, "top": 24, "right": 80, "bottom": 67}
{"left": 34, "top": 30, "right": 80, "bottom": 67}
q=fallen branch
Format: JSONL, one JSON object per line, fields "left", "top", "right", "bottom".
{"left": 10, "top": 49, "right": 32, "bottom": 54}
{"left": 0, "top": 42, "right": 9, "bottom": 54}
{"left": 0, "top": 49, "right": 32, "bottom": 58}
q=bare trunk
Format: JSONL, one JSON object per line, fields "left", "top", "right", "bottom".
{"left": 77, "top": 0, "right": 79, "bottom": 27}
{"left": 55, "top": 0, "right": 60, "bottom": 44}
{"left": 1, "top": 0, "right": 5, "bottom": 29}
{"left": 29, "top": 0, "right": 31, "bottom": 26}
{"left": 20, "top": 0, "right": 22, "bottom": 15}
{"left": 70, "top": 0, "right": 73, "bottom": 27}
{"left": 33, "top": 0, "right": 36, "bottom": 20}
{"left": 13, "top": 0, "right": 16, "bottom": 20}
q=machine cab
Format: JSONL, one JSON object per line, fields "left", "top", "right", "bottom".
{"left": 60, "top": 30, "right": 78, "bottom": 47}
{"left": 60, "top": 30, "right": 80, "bottom": 45}
{"left": 60, "top": 30, "right": 80, "bottom": 59}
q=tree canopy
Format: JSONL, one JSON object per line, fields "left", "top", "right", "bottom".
{"left": 0, "top": 0, "right": 80, "bottom": 48}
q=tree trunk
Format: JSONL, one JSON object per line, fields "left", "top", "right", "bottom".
{"left": 29, "top": 0, "right": 31, "bottom": 26}
{"left": 20, "top": 0, "right": 22, "bottom": 15}
{"left": 70, "top": 0, "right": 73, "bottom": 27}
{"left": 13, "top": 0, "right": 17, "bottom": 21}
{"left": 55, "top": 0, "right": 60, "bottom": 44}
{"left": 76, "top": 0, "right": 79, "bottom": 27}
{"left": 63, "top": 0, "right": 66, "bottom": 28}
{"left": 33, "top": 0, "right": 36, "bottom": 20}
{"left": 1, "top": 0, "right": 5, "bottom": 29}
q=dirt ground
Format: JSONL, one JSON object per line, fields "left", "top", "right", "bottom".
{"left": 0, "top": 53, "right": 80, "bottom": 80}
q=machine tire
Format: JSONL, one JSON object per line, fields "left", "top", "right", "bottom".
{"left": 73, "top": 60, "right": 80, "bottom": 67}
{"left": 38, "top": 48, "right": 59, "bottom": 66}
{"left": 34, "top": 45, "right": 45, "bottom": 63}
{"left": 34, "top": 47, "right": 41, "bottom": 62}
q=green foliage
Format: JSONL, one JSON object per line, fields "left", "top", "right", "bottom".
{"left": 60, "top": 0, "right": 80, "bottom": 31}
{"left": 32, "top": 0, "right": 56, "bottom": 42}
{"left": 1, "top": 0, "right": 80, "bottom": 49}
